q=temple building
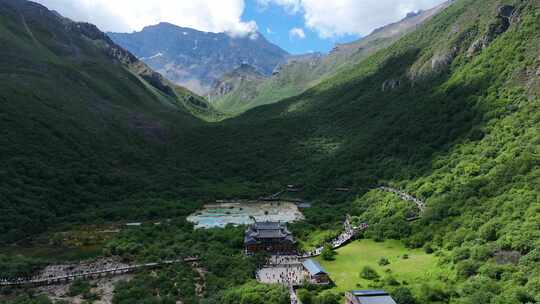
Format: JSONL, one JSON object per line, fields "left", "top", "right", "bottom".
{"left": 244, "top": 221, "right": 296, "bottom": 254}
{"left": 345, "top": 290, "right": 397, "bottom": 304}
{"left": 302, "top": 259, "right": 330, "bottom": 284}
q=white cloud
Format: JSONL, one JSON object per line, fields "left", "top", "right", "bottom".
{"left": 33, "top": 0, "right": 257, "bottom": 36}
{"left": 33, "top": 0, "right": 447, "bottom": 38}
{"left": 257, "top": 0, "right": 302, "bottom": 13}
{"left": 289, "top": 27, "right": 306, "bottom": 39}
{"left": 259, "top": 0, "right": 447, "bottom": 38}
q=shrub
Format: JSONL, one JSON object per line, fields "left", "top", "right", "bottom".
{"left": 321, "top": 244, "right": 337, "bottom": 261}
{"left": 384, "top": 276, "right": 400, "bottom": 286}
{"left": 420, "top": 285, "right": 449, "bottom": 302}
{"left": 316, "top": 292, "right": 340, "bottom": 304}
{"left": 453, "top": 248, "right": 471, "bottom": 262}
{"left": 457, "top": 260, "right": 479, "bottom": 278}
{"left": 360, "top": 266, "right": 380, "bottom": 280}
{"left": 392, "top": 287, "right": 416, "bottom": 304}
{"left": 297, "top": 289, "right": 313, "bottom": 304}
{"left": 5, "top": 295, "right": 53, "bottom": 304}
{"left": 378, "top": 257, "right": 390, "bottom": 266}
{"left": 68, "top": 279, "right": 91, "bottom": 297}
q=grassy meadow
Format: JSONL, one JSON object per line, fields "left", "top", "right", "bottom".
{"left": 316, "top": 239, "right": 447, "bottom": 293}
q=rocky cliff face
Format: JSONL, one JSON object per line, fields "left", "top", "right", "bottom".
{"left": 108, "top": 23, "right": 289, "bottom": 94}
{"left": 206, "top": 64, "right": 270, "bottom": 113}
{"left": 467, "top": 5, "right": 515, "bottom": 57}
{"left": 408, "top": 3, "right": 519, "bottom": 82}
{"left": 208, "top": 64, "right": 267, "bottom": 100}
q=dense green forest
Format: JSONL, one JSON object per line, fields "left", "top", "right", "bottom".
{"left": 1, "top": 0, "right": 539, "bottom": 303}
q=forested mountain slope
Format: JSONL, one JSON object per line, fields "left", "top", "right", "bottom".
{"left": 209, "top": 1, "right": 451, "bottom": 114}
{"left": 0, "top": 0, "right": 220, "bottom": 242}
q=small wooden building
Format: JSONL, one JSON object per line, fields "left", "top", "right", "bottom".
{"left": 244, "top": 222, "right": 296, "bottom": 254}
{"left": 302, "top": 259, "right": 330, "bottom": 284}
{"left": 345, "top": 290, "right": 397, "bottom": 304}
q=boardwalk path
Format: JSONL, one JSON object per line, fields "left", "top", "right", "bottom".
{"left": 0, "top": 257, "right": 199, "bottom": 287}
{"left": 259, "top": 186, "right": 426, "bottom": 303}
{"left": 301, "top": 186, "right": 426, "bottom": 259}
{"left": 301, "top": 217, "right": 368, "bottom": 258}
{"left": 378, "top": 186, "right": 426, "bottom": 212}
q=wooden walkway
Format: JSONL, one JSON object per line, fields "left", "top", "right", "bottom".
{"left": 378, "top": 186, "right": 426, "bottom": 213}
{"left": 301, "top": 217, "right": 368, "bottom": 258}
{"left": 0, "top": 257, "right": 199, "bottom": 288}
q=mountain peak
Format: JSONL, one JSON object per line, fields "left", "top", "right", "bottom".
{"left": 109, "top": 24, "right": 288, "bottom": 94}
{"left": 142, "top": 22, "right": 199, "bottom": 33}
{"left": 139, "top": 22, "right": 262, "bottom": 40}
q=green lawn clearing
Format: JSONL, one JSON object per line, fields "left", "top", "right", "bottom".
{"left": 316, "top": 239, "right": 446, "bottom": 293}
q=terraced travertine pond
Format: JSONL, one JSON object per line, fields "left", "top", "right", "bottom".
{"left": 187, "top": 201, "right": 304, "bottom": 229}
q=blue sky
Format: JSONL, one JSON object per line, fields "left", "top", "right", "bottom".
{"left": 35, "top": 0, "right": 447, "bottom": 55}
{"left": 242, "top": 0, "right": 359, "bottom": 54}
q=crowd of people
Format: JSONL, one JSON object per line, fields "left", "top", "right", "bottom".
{"left": 1, "top": 260, "right": 133, "bottom": 286}
{"left": 256, "top": 263, "right": 306, "bottom": 304}
{"left": 266, "top": 255, "right": 302, "bottom": 266}
{"left": 256, "top": 264, "right": 307, "bottom": 286}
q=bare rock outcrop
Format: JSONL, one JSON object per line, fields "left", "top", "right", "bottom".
{"left": 382, "top": 78, "right": 401, "bottom": 92}
{"left": 467, "top": 5, "right": 515, "bottom": 57}
{"left": 409, "top": 47, "right": 458, "bottom": 81}
{"left": 431, "top": 47, "right": 459, "bottom": 72}
{"left": 213, "top": 82, "right": 234, "bottom": 96}
{"left": 494, "top": 250, "right": 521, "bottom": 265}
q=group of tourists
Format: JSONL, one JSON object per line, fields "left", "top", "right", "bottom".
{"left": 266, "top": 255, "right": 302, "bottom": 266}
{"left": 256, "top": 265, "right": 306, "bottom": 286}
{"left": 0, "top": 259, "right": 133, "bottom": 286}
{"left": 0, "top": 258, "right": 198, "bottom": 287}
{"left": 255, "top": 263, "right": 305, "bottom": 304}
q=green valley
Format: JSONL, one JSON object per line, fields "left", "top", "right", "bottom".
{"left": 1, "top": 0, "right": 539, "bottom": 303}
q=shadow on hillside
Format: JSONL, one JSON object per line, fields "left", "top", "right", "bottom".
{"left": 186, "top": 48, "right": 489, "bottom": 200}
